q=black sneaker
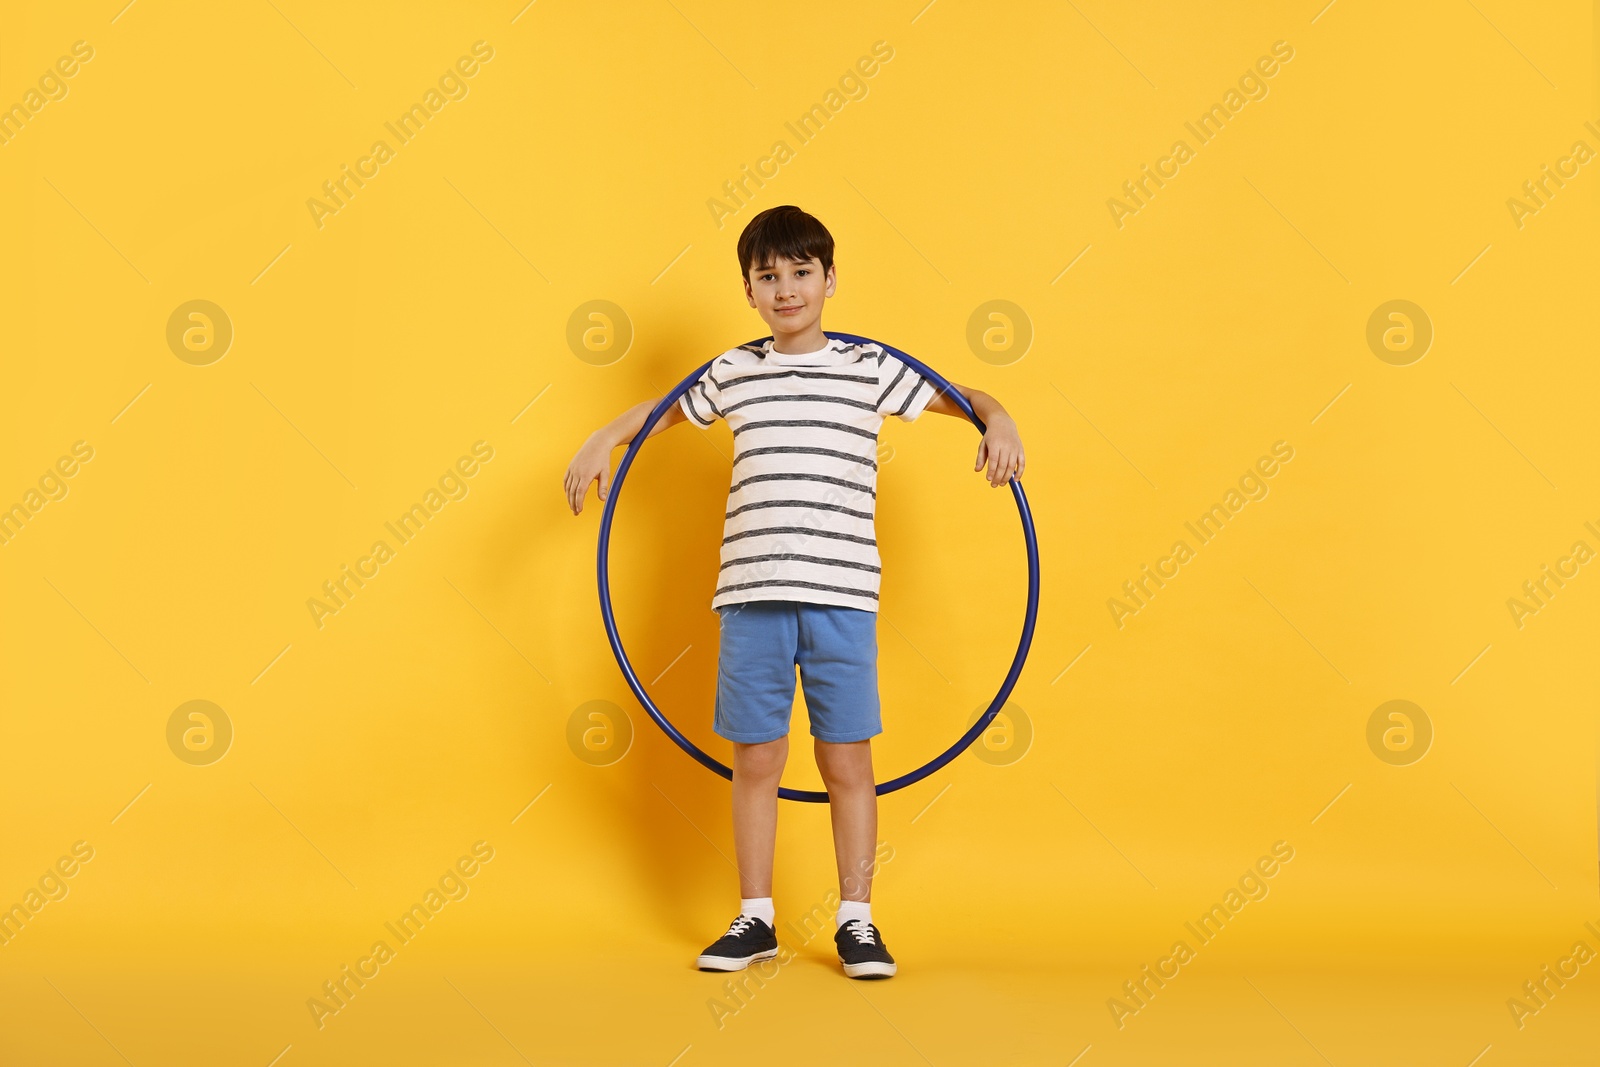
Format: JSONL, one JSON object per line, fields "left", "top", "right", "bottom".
{"left": 696, "top": 914, "right": 779, "bottom": 971}
{"left": 835, "top": 918, "right": 897, "bottom": 978}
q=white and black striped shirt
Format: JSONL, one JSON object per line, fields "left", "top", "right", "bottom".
{"left": 679, "top": 336, "right": 937, "bottom": 612}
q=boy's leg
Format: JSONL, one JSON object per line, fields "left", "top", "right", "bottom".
{"left": 730, "top": 735, "right": 789, "bottom": 897}
{"left": 697, "top": 732, "right": 789, "bottom": 971}
{"left": 714, "top": 601, "right": 802, "bottom": 901}
{"left": 814, "top": 739, "right": 877, "bottom": 901}
{"left": 793, "top": 603, "right": 883, "bottom": 902}
{"left": 796, "top": 606, "right": 898, "bottom": 977}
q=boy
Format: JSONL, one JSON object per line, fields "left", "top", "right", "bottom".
{"left": 563, "top": 205, "right": 1025, "bottom": 978}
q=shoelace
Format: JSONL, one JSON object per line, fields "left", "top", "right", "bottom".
{"left": 844, "top": 919, "right": 877, "bottom": 945}
{"left": 726, "top": 915, "right": 757, "bottom": 937}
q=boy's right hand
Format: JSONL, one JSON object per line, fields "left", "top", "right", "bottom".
{"left": 564, "top": 434, "right": 614, "bottom": 515}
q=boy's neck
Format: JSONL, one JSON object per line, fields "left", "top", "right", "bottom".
{"left": 770, "top": 323, "right": 829, "bottom": 354}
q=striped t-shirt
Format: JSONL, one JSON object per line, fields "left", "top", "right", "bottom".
{"left": 678, "top": 336, "right": 937, "bottom": 613}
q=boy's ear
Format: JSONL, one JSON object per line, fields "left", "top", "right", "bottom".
{"left": 743, "top": 274, "right": 756, "bottom": 307}
{"left": 824, "top": 264, "right": 837, "bottom": 296}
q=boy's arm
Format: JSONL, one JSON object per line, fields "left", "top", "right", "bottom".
{"left": 564, "top": 396, "right": 688, "bottom": 515}
{"left": 606, "top": 394, "right": 690, "bottom": 446}
{"left": 924, "top": 382, "right": 1026, "bottom": 487}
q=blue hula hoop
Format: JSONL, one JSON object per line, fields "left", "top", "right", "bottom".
{"left": 596, "top": 331, "right": 1041, "bottom": 803}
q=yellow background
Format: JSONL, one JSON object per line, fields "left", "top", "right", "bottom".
{"left": 1, "top": 1, "right": 1596, "bottom": 1063}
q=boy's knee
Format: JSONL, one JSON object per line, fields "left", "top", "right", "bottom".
{"left": 819, "top": 768, "right": 872, "bottom": 790}
{"left": 814, "top": 740, "right": 872, "bottom": 787}
{"left": 735, "top": 736, "right": 789, "bottom": 778}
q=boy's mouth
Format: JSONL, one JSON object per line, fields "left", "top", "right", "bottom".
{"left": 775, "top": 304, "right": 803, "bottom": 316}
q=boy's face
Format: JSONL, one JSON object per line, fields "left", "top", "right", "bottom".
{"left": 744, "top": 254, "right": 835, "bottom": 341}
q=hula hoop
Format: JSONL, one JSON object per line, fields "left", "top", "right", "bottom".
{"left": 596, "top": 331, "right": 1040, "bottom": 803}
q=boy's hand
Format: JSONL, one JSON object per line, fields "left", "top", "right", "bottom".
{"left": 564, "top": 434, "right": 615, "bottom": 515}
{"left": 975, "top": 414, "right": 1025, "bottom": 487}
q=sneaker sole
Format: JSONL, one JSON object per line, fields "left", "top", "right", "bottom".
{"left": 842, "top": 960, "right": 897, "bottom": 979}
{"left": 696, "top": 947, "right": 778, "bottom": 971}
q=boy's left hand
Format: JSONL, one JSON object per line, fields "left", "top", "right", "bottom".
{"left": 975, "top": 415, "right": 1025, "bottom": 487}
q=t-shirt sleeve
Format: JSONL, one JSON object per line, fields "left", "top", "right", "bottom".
{"left": 678, "top": 364, "right": 725, "bottom": 428}
{"left": 875, "top": 351, "right": 937, "bottom": 422}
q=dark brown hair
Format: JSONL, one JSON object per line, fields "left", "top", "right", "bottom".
{"left": 736, "top": 205, "right": 834, "bottom": 280}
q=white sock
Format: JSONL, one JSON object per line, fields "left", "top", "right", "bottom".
{"left": 739, "top": 896, "right": 774, "bottom": 928}
{"left": 836, "top": 899, "right": 871, "bottom": 930}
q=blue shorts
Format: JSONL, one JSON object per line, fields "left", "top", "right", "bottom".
{"left": 714, "top": 600, "right": 881, "bottom": 744}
